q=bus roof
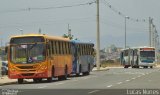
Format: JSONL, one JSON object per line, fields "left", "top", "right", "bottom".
{"left": 10, "top": 34, "right": 70, "bottom": 42}
{"left": 70, "top": 40, "right": 94, "bottom": 45}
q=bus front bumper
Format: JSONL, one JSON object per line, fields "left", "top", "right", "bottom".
{"left": 139, "top": 63, "right": 155, "bottom": 67}
{"left": 8, "top": 71, "right": 49, "bottom": 79}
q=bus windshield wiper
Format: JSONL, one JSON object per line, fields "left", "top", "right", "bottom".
{"left": 28, "top": 43, "right": 37, "bottom": 50}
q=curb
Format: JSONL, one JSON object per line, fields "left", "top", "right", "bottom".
{"left": 92, "top": 68, "right": 110, "bottom": 71}
{"left": 0, "top": 80, "right": 31, "bottom": 86}
{"left": 0, "top": 81, "right": 17, "bottom": 86}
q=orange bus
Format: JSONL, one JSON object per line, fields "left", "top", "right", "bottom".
{"left": 7, "top": 34, "right": 72, "bottom": 83}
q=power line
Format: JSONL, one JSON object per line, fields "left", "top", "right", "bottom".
{"left": 102, "top": 0, "right": 146, "bottom": 23}
{"left": 0, "top": 1, "right": 96, "bottom": 14}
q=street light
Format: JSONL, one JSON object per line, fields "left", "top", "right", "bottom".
{"left": 125, "top": 16, "right": 129, "bottom": 48}
{"left": 19, "top": 29, "right": 23, "bottom": 35}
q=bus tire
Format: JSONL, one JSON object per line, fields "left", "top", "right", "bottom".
{"left": 63, "top": 65, "right": 68, "bottom": 80}
{"left": 33, "top": 78, "right": 38, "bottom": 83}
{"left": 18, "top": 78, "right": 23, "bottom": 84}
{"left": 47, "top": 77, "right": 52, "bottom": 82}
{"left": 150, "top": 66, "right": 153, "bottom": 68}
{"left": 33, "top": 78, "right": 42, "bottom": 83}
{"left": 52, "top": 66, "right": 55, "bottom": 78}
{"left": 85, "top": 64, "right": 90, "bottom": 75}
{"left": 124, "top": 65, "right": 128, "bottom": 68}
{"left": 144, "top": 66, "right": 148, "bottom": 68}
{"left": 76, "top": 64, "right": 81, "bottom": 76}
{"left": 58, "top": 65, "right": 68, "bottom": 80}
{"left": 47, "top": 66, "right": 54, "bottom": 82}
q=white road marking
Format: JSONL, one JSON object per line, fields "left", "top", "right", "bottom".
{"left": 88, "top": 90, "right": 100, "bottom": 94}
{"left": 55, "top": 82, "right": 64, "bottom": 85}
{"left": 73, "top": 80, "right": 78, "bottom": 82}
{"left": 137, "top": 75, "right": 141, "bottom": 77}
{"left": 83, "top": 77, "right": 90, "bottom": 80}
{"left": 117, "top": 82, "right": 122, "bottom": 84}
{"left": 38, "top": 86, "right": 47, "bottom": 88}
{"left": 106, "top": 85, "right": 113, "bottom": 88}
{"left": 126, "top": 80, "right": 130, "bottom": 82}
{"left": 132, "top": 78, "right": 136, "bottom": 80}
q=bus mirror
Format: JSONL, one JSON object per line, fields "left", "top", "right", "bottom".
{"left": 5, "top": 46, "right": 8, "bottom": 53}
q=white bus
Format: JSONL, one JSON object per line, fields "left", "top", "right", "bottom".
{"left": 120, "top": 47, "right": 155, "bottom": 68}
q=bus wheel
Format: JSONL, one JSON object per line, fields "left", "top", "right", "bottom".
{"left": 124, "top": 66, "right": 128, "bottom": 68}
{"left": 58, "top": 66, "right": 68, "bottom": 80}
{"left": 33, "top": 78, "right": 38, "bottom": 83}
{"left": 150, "top": 66, "right": 153, "bottom": 68}
{"left": 33, "top": 78, "right": 42, "bottom": 83}
{"left": 47, "top": 77, "right": 52, "bottom": 82}
{"left": 63, "top": 66, "right": 68, "bottom": 80}
{"left": 76, "top": 65, "right": 81, "bottom": 76}
{"left": 85, "top": 64, "right": 90, "bottom": 75}
{"left": 87, "top": 64, "right": 90, "bottom": 75}
{"left": 52, "top": 66, "right": 55, "bottom": 78}
{"left": 18, "top": 78, "right": 23, "bottom": 84}
{"left": 143, "top": 66, "right": 148, "bottom": 68}
{"left": 47, "top": 67, "right": 54, "bottom": 82}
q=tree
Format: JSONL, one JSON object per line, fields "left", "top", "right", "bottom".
{"left": 62, "top": 34, "right": 77, "bottom": 40}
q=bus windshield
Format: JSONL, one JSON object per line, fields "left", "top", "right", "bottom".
{"left": 140, "top": 51, "right": 155, "bottom": 62}
{"left": 10, "top": 43, "right": 46, "bottom": 64}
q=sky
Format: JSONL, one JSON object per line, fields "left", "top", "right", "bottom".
{"left": 0, "top": 0, "right": 160, "bottom": 49}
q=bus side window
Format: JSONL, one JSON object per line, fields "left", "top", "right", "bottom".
{"left": 82, "top": 45, "right": 84, "bottom": 55}
{"left": 54, "top": 41, "right": 56, "bottom": 54}
{"left": 87, "top": 45, "right": 89, "bottom": 55}
{"left": 61, "top": 42, "right": 63, "bottom": 55}
{"left": 89, "top": 45, "right": 92, "bottom": 55}
{"left": 84, "top": 45, "right": 86, "bottom": 55}
{"left": 77, "top": 44, "right": 80, "bottom": 56}
{"left": 51, "top": 41, "right": 54, "bottom": 55}
{"left": 59, "top": 42, "right": 62, "bottom": 55}
{"left": 54, "top": 41, "right": 57, "bottom": 54}
{"left": 50, "top": 41, "right": 52, "bottom": 56}
{"left": 56, "top": 41, "right": 59, "bottom": 54}
{"left": 80, "top": 45, "right": 82, "bottom": 55}
{"left": 63, "top": 42, "right": 66, "bottom": 54}
{"left": 68, "top": 42, "right": 71, "bottom": 54}
{"left": 58, "top": 41, "right": 61, "bottom": 54}
{"left": 66, "top": 42, "right": 68, "bottom": 54}
{"left": 62, "top": 42, "right": 66, "bottom": 54}
{"left": 47, "top": 40, "right": 50, "bottom": 57}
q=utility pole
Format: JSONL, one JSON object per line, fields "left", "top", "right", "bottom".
{"left": 39, "top": 28, "right": 41, "bottom": 34}
{"left": 68, "top": 24, "right": 71, "bottom": 38}
{"left": 96, "top": 0, "right": 100, "bottom": 70}
{"left": 152, "top": 25, "right": 155, "bottom": 47}
{"left": 124, "top": 16, "right": 129, "bottom": 48}
{"left": 149, "top": 17, "right": 152, "bottom": 47}
{"left": 19, "top": 29, "right": 23, "bottom": 35}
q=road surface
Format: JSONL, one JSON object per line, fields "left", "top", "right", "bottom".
{"left": 0, "top": 67, "right": 160, "bottom": 95}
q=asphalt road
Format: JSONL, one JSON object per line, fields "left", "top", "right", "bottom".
{"left": 0, "top": 67, "right": 160, "bottom": 95}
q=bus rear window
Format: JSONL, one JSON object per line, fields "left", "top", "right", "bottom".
{"left": 10, "top": 37, "right": 45, "bottom": 44}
